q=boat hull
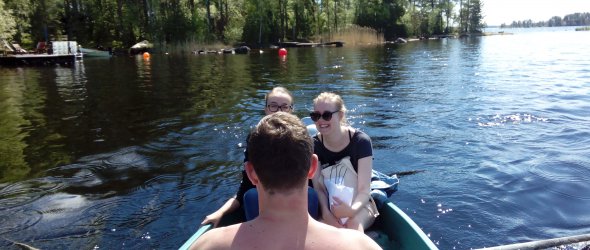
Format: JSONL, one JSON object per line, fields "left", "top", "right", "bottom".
{"left": 79, "top": 48, "right": 111, "bottom": 57}
{"left": 0, "top": 54, "right": 76, "bottom": 66}
{"left": 179, "top": 201, "right": 437, "bottom": 250}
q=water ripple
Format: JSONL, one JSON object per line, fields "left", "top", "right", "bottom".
{"left": 102, "top": 146, "right": 150, "bottom": 168}
{"left": 530, "top": 160, "right": 590, "bottom": 183}
{"left": 529, "top": 160, "right": 590, "bottom": 200}
{"left": 0, "top": 180, "right": 62, "bottom": 210}
{"left": 0, "top": 208, "right": 42, "bottom": 234}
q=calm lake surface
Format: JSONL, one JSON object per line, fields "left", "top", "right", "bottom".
{"left": 1, "top": 27, "right": 589, "bottom": 249}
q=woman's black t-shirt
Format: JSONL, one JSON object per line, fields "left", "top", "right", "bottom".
{"left": 313, "top": 129, "right": 373, "bottom": 173}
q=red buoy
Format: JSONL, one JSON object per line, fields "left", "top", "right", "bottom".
{"left": 278, "top": 48, "right": 287, "bottom": 56}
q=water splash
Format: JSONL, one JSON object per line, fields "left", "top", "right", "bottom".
{"left": 475, "top": 113, "right": 549, "bottom": 127}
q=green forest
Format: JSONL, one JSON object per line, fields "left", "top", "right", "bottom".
{"left": 500, "top": 12, "right": 590, "bottom": 28}
{"left": 0, "top": 0, "right": 484, "bottom": 51}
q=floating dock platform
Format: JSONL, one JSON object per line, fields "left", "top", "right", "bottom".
{"left": 0, "top": 54, "right": 77, "bottom": 66}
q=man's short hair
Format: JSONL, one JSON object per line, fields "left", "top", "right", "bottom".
{"left": 247, "top": 112, "right": 312, "bottom": 193}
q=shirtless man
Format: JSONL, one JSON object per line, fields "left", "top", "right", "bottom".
{"left": 190, "top": 112, "right": 381, "bottom": 250}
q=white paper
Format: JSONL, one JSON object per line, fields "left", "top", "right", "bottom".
{"left": 324, "top": 177, "right": 354, "bottom": 224}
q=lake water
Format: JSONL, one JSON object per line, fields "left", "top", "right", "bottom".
{"left": 1, "top": 27, "right": 589, "bottom": 249}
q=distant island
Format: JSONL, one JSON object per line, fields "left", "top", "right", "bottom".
{"left": 499, "top": 12, "right": 590, "bottom": 28}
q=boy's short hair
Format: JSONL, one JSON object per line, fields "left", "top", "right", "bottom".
{"left": 265, "top": 87, "right": 294, "bottom": 104}
{"left": 247, "top": 112, "right": 312, "bottom": 193}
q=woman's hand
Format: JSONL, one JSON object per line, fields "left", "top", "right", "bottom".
{"left": 201, "top": 211, "right": 223, "bottom": 227}
{"left": 321, "top": 211, "right": 344, "bottom": 228}
{"left": 201, "top": 197, "right": 240, "bottom": 228}
{"left": 330, "top": 196, "right": 355, "bottom": 219}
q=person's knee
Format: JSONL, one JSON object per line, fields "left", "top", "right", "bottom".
{"left": 307, "top": 187, "right": 320, "bottom": 220}
{"left": 243, "top": 188, "right": 259, "bottom": 221}
{"left": 244, "top": 188, "right": 258, "bottom": 201}
{"left": 346, "top": 217, "right": 362, "bottom": 231}
{"left": 355, "top": 210, "right": 375, "bottom": 230}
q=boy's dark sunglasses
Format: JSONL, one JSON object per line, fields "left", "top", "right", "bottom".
{"left": 309, "top": 110, "right": 340, "bottom": 122}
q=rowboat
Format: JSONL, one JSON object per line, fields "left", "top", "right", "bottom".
{"left": 129, "top": 40, "right": 152, "bottom": 54}
{"left": 179, "top": 199, "right": 438, "bottom": 250}
{"left": 79, "top": 47, "right": 111, "bottom": 57}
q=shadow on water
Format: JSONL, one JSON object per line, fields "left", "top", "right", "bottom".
{"left": 0, "top": 54, "right": 261, "bottom": 248}
{"left": 0, "top": 54, "right": 258, "bottom": 182}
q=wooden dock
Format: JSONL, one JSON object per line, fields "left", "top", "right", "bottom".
{"left": 0, "top": 54, "right": 77, "bottom": 66}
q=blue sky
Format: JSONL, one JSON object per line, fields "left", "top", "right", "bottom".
{"left": 482, "top": 0, "right": 590, "bottom": 25}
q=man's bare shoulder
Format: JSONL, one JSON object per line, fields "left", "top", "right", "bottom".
{"left": 339, "top": 228, "right": 382, "bottom": 250}
{"left": 189, "top": 221, "right": 381, "bottom": 250}
{"left": 189, "top": 224, "right": 241, "bottom": 250}
{"left": 311, "top": 222, "right": 382, "bottom": 250}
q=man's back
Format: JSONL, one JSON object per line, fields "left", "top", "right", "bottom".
{"left": 192, "top": 216, "right": 381, "bottom": 250}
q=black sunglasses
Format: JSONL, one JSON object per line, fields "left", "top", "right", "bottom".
{"left": 309, "top": 110, "right": 340, "bottom": 122}
{"left": 266, "top": 104, "right": 293, "bottom": 112}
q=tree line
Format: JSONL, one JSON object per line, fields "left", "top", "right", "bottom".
{"left": 0, "top": 0, "right": 484, "bottom": 50}
{"left": 500, "top": 12, "right": 590, "bottom": 28}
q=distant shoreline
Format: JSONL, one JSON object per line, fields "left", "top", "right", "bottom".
{"left": 486, "top": 25, "right": 589, "bottom": 29}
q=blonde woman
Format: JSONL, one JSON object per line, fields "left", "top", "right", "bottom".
{"left": 310, "top": 92, "right": 378, "bottom": 232}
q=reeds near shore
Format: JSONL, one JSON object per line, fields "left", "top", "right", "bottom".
{"left": 154, "top": 41, "right": 228, "bottom": 54}
{"left": 144, "top": 25, "right": 384, "bottom": 54}
{"left": 316, "top": 25, "right": 384, "bottom": 46}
